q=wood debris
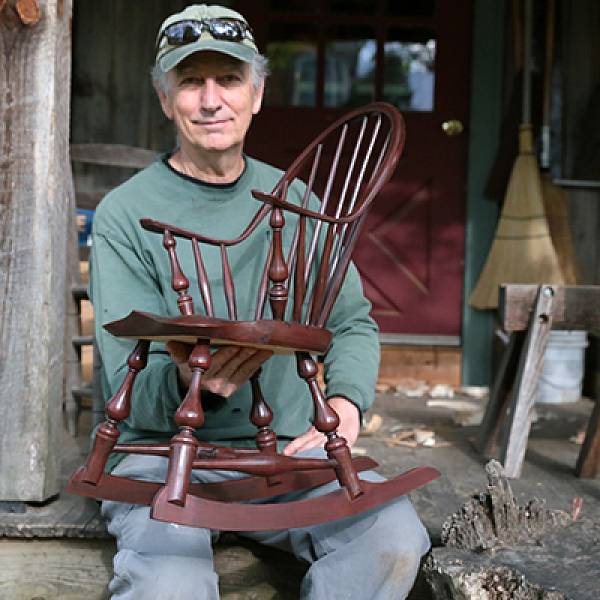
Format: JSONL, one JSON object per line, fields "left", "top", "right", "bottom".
{"left": 569, "top": 429, "right": 586, "bottom": 445}
{"left": 429, "top": 383, "right": 455, "bottom": 398}
{"left": 360, "top": 413, "right": 382, "bottom": 436}
{"left": 393, "top": 378, "right": 429, "bottom": 398}
{"left": 384, "top": 427, "right": 450, "bottom": 449}
{"left": 426, "top": 399, "right": 485, "bottom": 426}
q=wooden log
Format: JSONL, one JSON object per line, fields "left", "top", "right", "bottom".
{"left": 0, "top": 0, "right": 73, "bottom": 501}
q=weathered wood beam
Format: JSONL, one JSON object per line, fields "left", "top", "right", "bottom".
{"left": 70, "top": 143, "right": 156, "bottom": 170}
{"left": 0, "top": 0, "right": 74, "bottom": 501}
{"left": 499, "top": 284, "right": 600, "bottom": 333}
{"left": 500, "top": 286, "right": 555, "bottom": 478}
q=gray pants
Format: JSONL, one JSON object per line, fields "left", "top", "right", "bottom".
{"left": 102, "top": 450, "right": 430, "bottom": 600}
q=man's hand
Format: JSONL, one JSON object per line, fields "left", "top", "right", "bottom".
{"left": 283, "top": 396, "right": 360, "bottom": 456}
{"left": 166, "top": 341, "right": 272, "bottom": 398}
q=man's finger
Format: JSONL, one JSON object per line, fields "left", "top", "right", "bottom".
{"left": 283, "top": 428, "right": 325, "bottom": 456}
{"left": 228, "top": 350, "right": 274, "bottom": 386}
{"left": 206, "top": 346, "right": 241, "bottom": 375}
{"left": 212, "top": 347, "right": 260, "bottom": 381}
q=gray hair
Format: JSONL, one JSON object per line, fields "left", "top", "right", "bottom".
{"left": 151, "top": 53, "right": 269, "bottom": 94}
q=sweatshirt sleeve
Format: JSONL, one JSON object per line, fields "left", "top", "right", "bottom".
{"left": 322, "top": 262, "right": 380, "bottom": 418}
{"left": 89, "top": 227, "right": 182, "bottom": 434}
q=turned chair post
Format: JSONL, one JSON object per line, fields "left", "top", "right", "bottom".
{"left": 82, "top": 340, "right": 149, "bottom": 484}
{"left": 164, "top": 229, "right": 195, "bottom": 316}
{"left": 296, "top": 352, "right": 363, "bottom": 499}
{"left": 165, "top": 339, "right": 210, "bottom": 506}
{"left": 268, "top": 206, "right": 289, "bottom": 320}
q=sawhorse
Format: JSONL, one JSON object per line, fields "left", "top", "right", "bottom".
{"left": 479, "top": 284, "right": 600, "bottom": 478}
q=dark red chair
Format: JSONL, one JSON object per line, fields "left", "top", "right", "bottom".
{"left": 69, "top": 103, "right": 439, "bottom": 531}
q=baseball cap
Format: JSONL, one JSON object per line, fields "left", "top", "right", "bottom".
{"left": 155, "top": 4, "right": 258, "bottom": 73}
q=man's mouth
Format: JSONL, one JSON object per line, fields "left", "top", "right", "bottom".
{"left": 195, "top": 119, "right": 230, "bottom": 127}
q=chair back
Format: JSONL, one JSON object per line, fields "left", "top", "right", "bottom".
{"left": 141, "top": 103, "right": 405, "bottom": 330}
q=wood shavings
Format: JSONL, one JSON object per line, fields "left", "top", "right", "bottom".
{"left": 384, "top": 427, "right": 450, "bottom": 449}
{"left": 571, "top": 496, "right": 583, "bottom": 522}
{"left": 360, "top": 413, "right": 382, "bottom": 436}
{"left": 350, "top": 446, "right": 368, "bottom": 456}
{"left": 429, "top": 383, "right": 455, "bottom": 398}
{"left": 393, "top": 378, "right": 429, "bottom": 398}
{"left": 569, "top": 430, "right": 586, "bottom": 445}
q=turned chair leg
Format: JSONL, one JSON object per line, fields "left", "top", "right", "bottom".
{"left": 249, "top": 369, "right": 282, "bottom": 486}
{"left": 250, "top": 369, "right": 277, "bottom": 454}
{"left": 164, "top": 340, "right": 209, "bottom": 506}
{"left": 296, "top": 352, "right": 363, "bottom": 499}
{"left": 81, "top": 340, "right": 150, "bottom": 484}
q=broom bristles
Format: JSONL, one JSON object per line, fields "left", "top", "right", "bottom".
{"left": 470, "top": 126, "right": 564, "bottom": 309}
{"left": 541, "top": 174, "right": 580, "bottom": 285}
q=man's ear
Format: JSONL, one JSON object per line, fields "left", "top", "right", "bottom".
{"left": 158, "top": 86, "right": 174, "bottom": 120}
{"left": 252, "top": 79, "right": 265, "bottom": 115}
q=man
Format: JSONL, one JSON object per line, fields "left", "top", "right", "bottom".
{"left": 91, "top": 4, "right": 430, "bottom": 599}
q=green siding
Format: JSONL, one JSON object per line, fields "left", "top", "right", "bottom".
{"left": 461, "top": 0, "right": 507, "bottom": 385}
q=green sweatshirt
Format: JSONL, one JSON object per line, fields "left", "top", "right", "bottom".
{"left": 90, "top": 155, "right": 380, "bottom": 470}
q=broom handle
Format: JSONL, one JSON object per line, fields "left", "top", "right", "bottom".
{"left": 541, "top": 0, "right": 556, "bottom": 168}
{"left": 512, "top": 0, "right": 524, "bottom": 72}
{"left": 522, "top": 0, "right": 533, "bottom": 125}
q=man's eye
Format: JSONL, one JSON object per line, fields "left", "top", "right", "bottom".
{"left": 180, "top": 77, "right": 202, "bottom": 85}
{"left": 220, "top": 74, "right": 242, "bottom": 84}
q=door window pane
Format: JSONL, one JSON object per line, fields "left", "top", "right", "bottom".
{"left": 265, "top": 25, "right": 318, "bottom": 107}
{"left": 325, "top": 28, "right": 376, "bottom": 108}
{"left": 384, "top": 29, "right": 436, "bottom": 111}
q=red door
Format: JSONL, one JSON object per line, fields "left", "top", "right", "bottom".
{"left": 239, "top": 0, "right": 471, "bottom": 338}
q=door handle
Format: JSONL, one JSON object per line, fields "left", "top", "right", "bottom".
{"left": 441, "top": 119, "right": 464, "bottom": 136}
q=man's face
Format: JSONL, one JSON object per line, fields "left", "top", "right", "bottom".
{"left": 159, "top": 52, "right": 263, "bottom": 155}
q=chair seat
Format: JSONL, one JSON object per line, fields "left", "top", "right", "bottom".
{"left": 105, "top": 311, "right": 332, "bottom": 354}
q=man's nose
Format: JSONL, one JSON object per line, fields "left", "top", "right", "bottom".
{"left": 200, "top": 79, "right": 222, "bottom": 112}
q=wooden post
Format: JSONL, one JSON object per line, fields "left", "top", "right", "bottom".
{"left": 0, "top": 0, "right": 74, "bottom": 501}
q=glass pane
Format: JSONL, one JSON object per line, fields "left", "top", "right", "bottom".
{"left": 265, "top": 24, "right": 318, "bottom": 107}
{"left": 386, "top": 0, "right": 436, "bottom": 17}
{"left": 325, "top": 37, "right": 376, "bottom": 108}
{"left": 383, "top": 29, "right": 436, "bottom": 111}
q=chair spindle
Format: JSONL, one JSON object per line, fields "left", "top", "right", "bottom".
{"left": 192, "top": 238, "right": 214, "bottom": 317}
{"left": 163, "top": 229, "right": 194, "bottom": 316}
{"left": 268, "top": 207, "right": 289, "bottom": 320}
{"left": 220, "top": 244, "right": 237, "bottom": 320}
{"left": 304, "top": 124, "right": 348, "bottom": 283}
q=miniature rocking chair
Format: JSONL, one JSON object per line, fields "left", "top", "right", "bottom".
{"left": 69, "top": 102, "right": 440, "bottom": 531}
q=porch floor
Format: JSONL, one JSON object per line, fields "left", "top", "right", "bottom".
{"left": 1, "top": 392, "right": 598, "bottom": 599}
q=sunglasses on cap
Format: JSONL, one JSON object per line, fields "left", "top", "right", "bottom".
{"left": 157, "top": 18, "right": 255, "bottom": 49}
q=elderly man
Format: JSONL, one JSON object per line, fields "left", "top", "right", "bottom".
{"left": 91, "top": 4, "right": 430, "bottom": 599}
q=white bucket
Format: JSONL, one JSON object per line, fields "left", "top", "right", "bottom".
{"left": 536, "top": 330, "right": 588, "bottom": 404}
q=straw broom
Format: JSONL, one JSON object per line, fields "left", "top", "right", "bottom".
{"left": 540, "top": 0, "right": 580, "bottom": 285}
{"left": 470, "top": 0, "right": 563, "bottom": 310}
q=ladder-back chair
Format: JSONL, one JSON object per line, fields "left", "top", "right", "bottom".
{"left": 69, "top": 103, "right": 440, "bottom": 531}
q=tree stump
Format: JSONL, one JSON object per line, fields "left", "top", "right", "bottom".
{"left": 424, "top": 461, "right": 597, "bottom": 600}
